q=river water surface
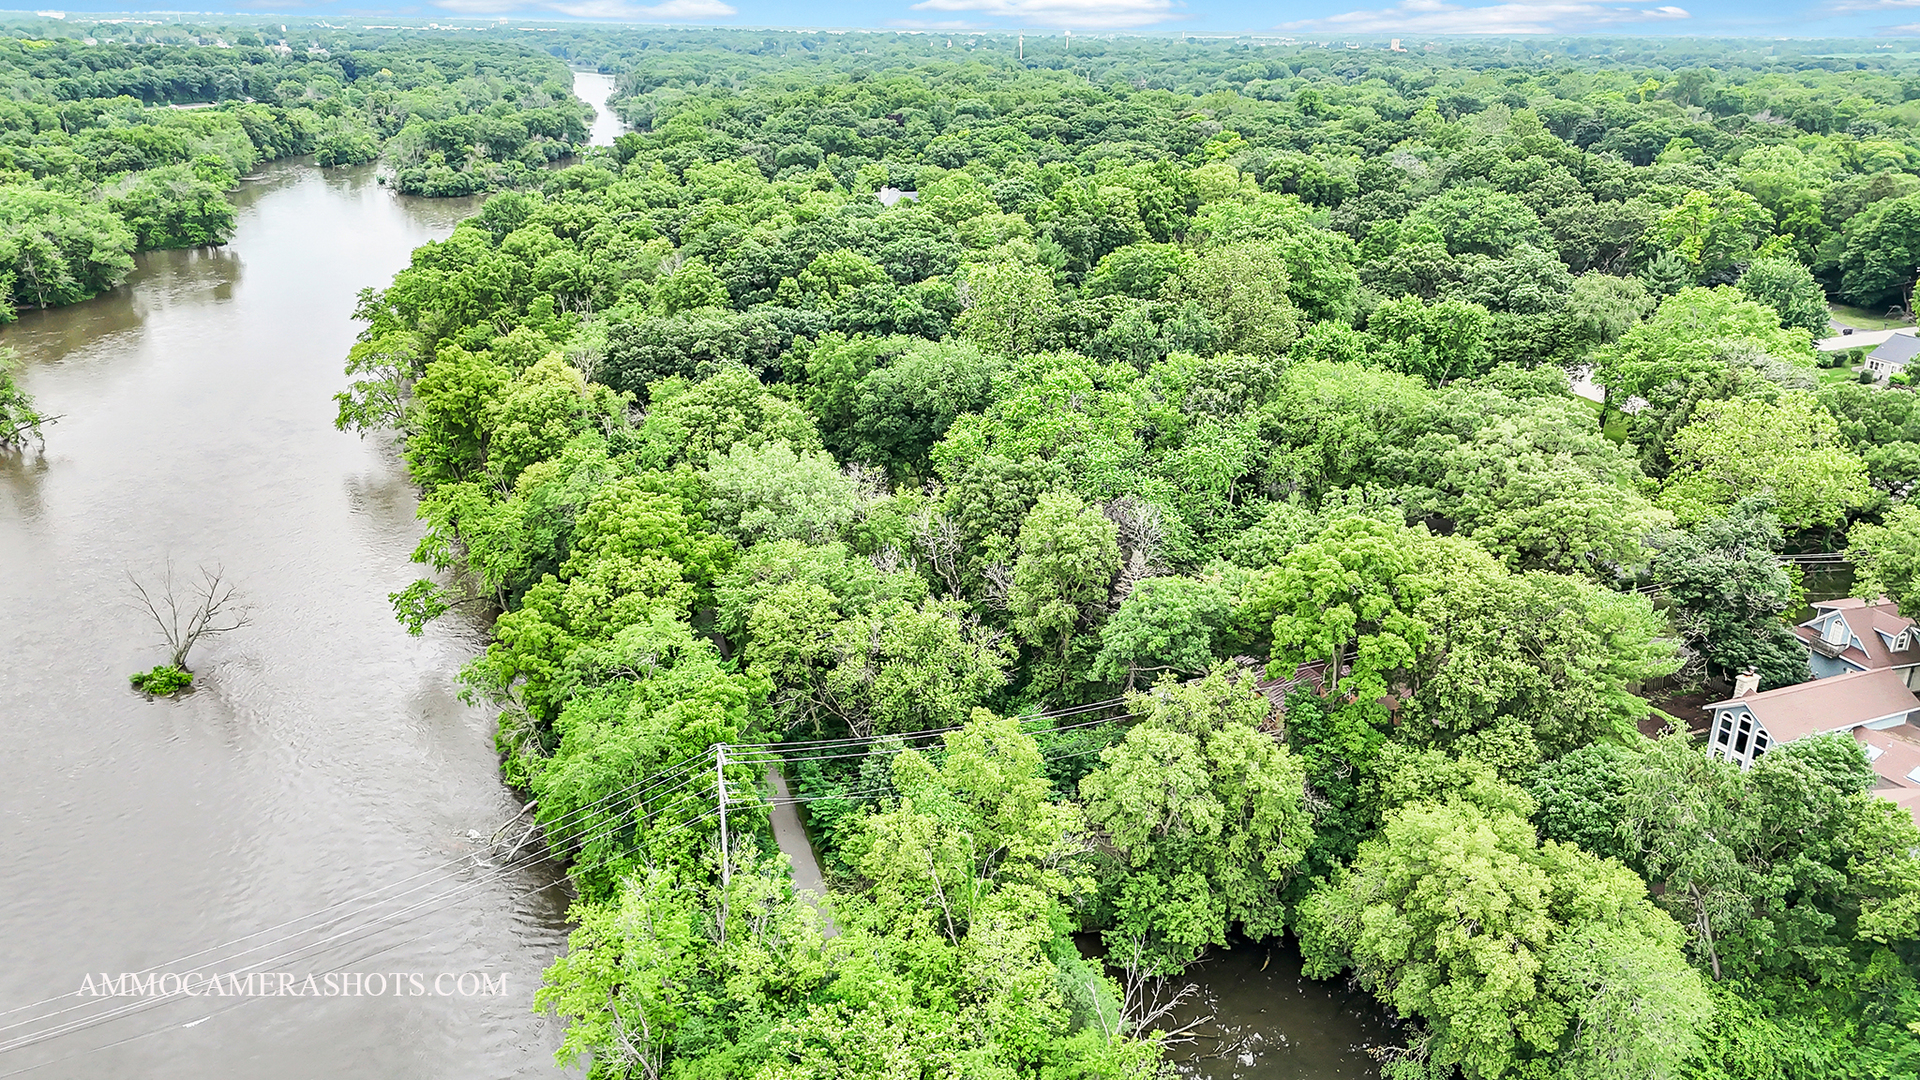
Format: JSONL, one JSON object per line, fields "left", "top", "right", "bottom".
{"left": 0, "top": 162, "right": 576, "bottom": 1078}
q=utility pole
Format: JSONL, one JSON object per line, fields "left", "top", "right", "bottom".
{"left": 715, "top": 744, "right": 729, "bottom": 887}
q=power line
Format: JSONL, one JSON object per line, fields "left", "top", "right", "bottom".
{"left": 724, "top": 695, "right": 1132, "bottom": 751}
{"left": 2, "top": 698, "right": 1148, "bottom": 1056}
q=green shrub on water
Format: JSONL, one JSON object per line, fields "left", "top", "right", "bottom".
{"left": 129, "top": 665, "right": 192, "bottom": 695}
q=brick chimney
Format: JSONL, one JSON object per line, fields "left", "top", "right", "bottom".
{"left": 1733, "top": 668, "right": 1761, "bottom": 698}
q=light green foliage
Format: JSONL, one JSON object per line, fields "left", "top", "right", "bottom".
{"left": 1737, "top": 257, "right": 1831, "bottom": 336}
{"left": 1255, "top": 360, "right": 1431, "bottom": 499}
{"left": 956, "top": 261, "right": 1061, "bottom": 357}
{"left": 129, "top": 664, "right": 193, "bottom": 695}
{"left": 1089, "top": 242, "right": 1189, "bottom": 300}
{"left": 934, "top": 351, "right": 1144, "bottom": 499}
{"left": 1299, "top": 791, "right": 1709, "bottom": 1080}
{"left": 1006, "top": 490, "right": 1122, "bottom": 670}
{"left": 797, "top": 248, "right": 891, "bottom": 307}
{"left": 1409, "top": 186, "right": 1551, "bottom": 257}
{"left": 1163, "top": 242, "right": 1300, "bottom": 357}
{"left": 1640, "top": 249, "right": 1697, "bottom": 299}
{"left": 703, "top": 441, "right": 867, "bottom": 545}
{"left": 635, "top": 366, "right": 823, "bottom": 470}
{"left": 1618, "top": 731, "right": 1920, "bottom": 986}
{"left": 463, "top": 470, "right": 732, "bottom": 726}
{"left": 1390, "top": 383, "right": 1669, "bottom": 574}
{"left": 1820, "top": 378, "right": 1920, "bottom": 492}
{"left": 1189, "top": 191, "right": 1361, "bottom": 322}
{"left": 333, "top": 329, "right": 423, "bottom": 435}
{"left": 1593, "top": 286, "right": 1817, "bottom": 471}
{"left": 325, "top": 34, "right": 1920, "bottom": 1080}
{"left": 1092, "top": 575, "right": 1231, "bottom": 688}
{"left": 1079, "top": 669, "right": 1313, "bottom": 973}
{"left": 1566, "top": 272, "right": 1656, "bottom": 346}
{"left": 820, "top": 598, "right": 1016, "bottom": 738}
{"left": 1366, "top": 295, "right": 1493, "bottom": 383}
{"left": 0, "top": 347, "right": 48, "bottom": 447}
{"left": 484, "top": 354, "right": 620, "bottom": 486}
{"left": 1247, "top": 516, "right": 1435, "bottom": 702}
{"left": 1659, "top": 393, "right": 1870, "bottom": 529}
{"left": 652, "top": 255, "right": 730, "bottom": 315}
{"left": 800, "top": 713, "right": 1157, "bottom": 1077}
{"left": 1851, "top": 501, "right": 1920, "bottom": 618}
{"left": 402, "top": 346, "right": 511, "bottom": 487}
{"left": 531, "top": 613, "right": 769, "bottom": 892}
{"left": 104, "top": 157, "right": 237, "bottom": 250}
{"left": 0, "top": 186, "right": 134, "bottom": 315}
{"left": 1411, "top": 558, "right": 1679, "bottom": 760}
{"left": 1652, "top": 188, "right": 1775, "bottom": 278}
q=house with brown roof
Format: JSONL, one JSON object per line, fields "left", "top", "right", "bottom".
{"left": 1705, "top": 667, "right": 1920, "bottom": 769}
{"left": 1705, "top": 667, "right": 1920, "bottom": 824}
{"left": 1794, "top": 597, "right": 1920, "bottom": 688}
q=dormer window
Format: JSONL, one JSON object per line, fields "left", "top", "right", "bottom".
{"left": 1827, "top": 617, "right": 1849, "bottom": 647}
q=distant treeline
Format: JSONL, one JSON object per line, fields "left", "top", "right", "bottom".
{"left": 0, "top": 26, "right": 590, "bottom": 318}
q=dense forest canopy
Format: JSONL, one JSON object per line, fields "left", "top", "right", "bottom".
{"left": 0, "top": 20, "right": 590, "bottom": 320}
{"left": 316, "top": 23, "right": 1920, "bottom": 1080}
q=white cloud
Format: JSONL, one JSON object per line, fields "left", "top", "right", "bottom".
{"left": 1826, "top": 0, "right": 1920, "bottom": 12}
{"left": 1280, "top": 0, "right": 1688, "bottom": 34}
{"left": 908, "top": 0, "right": 1181, "bottom": 29}
{"left": 433, "top": 0, "right": 733, "bottom": 17}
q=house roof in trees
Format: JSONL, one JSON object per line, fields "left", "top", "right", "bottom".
{"left": 1856, "top": 726, "right": 1920, "bottom": 790}
{"left": 1868, "top": 332, "right": 1920, "bottom": 369}
{"left": 1795, "top": 597, "right": 1919, "bottom": 671}
{"left": 1860, "top": 727, "right": 1920, "bottom": 828}
{"left": 1706, "top": 667, "right": 1920, "bottom": 743}
{"left": 1880, "top": 785, "right": 1920, "bottom": 829}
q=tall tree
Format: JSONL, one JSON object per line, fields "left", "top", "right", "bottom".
{"left": 1652, "top": 501, "right": 1810, "bottom": 689}
{"left": 1079, "top": 669, "right": 1313, "bottom": 973}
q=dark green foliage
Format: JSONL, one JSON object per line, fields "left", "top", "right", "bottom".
{"left": 105, "top": 158, "right": 237, "bottom": 249}
{"left": 1528, "top": 741, "right": 1637, "bottom": 863}
{"left": 1652, "top": 501, "right": 1811, "bottom": 689}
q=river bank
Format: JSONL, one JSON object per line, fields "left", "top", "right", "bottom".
{"left": 0, "top": 160, "right": 575, "bottom": 1078}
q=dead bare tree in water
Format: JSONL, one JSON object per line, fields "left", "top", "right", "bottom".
{"left": 128, "top": 562, "right": 250, "bottom": 670}
{"left": 1092, "top": 933, "right": 1209, "bottom": 1046}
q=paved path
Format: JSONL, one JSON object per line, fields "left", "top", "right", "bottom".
{"left": 766, "top": 765, "right": 839, "bottom": 936}
{"left": 1817, "top": 327, "right": 1904, "bottom": 352}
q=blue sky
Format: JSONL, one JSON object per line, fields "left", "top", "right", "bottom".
{"left": 34, "top": 0, "right": 1920, "bottom": 42}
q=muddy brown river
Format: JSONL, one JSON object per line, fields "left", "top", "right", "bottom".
{"left": 0, "top": 160, "right": 578, "bottom": 1079}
